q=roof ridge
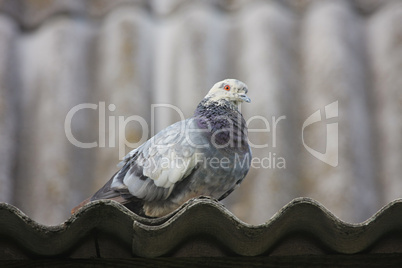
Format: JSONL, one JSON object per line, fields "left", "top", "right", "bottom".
{"left": 1, "top": 197, "right": 402, "bottom": 257}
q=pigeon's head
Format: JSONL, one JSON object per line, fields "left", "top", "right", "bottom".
{"left": 205, "top": 79, "right": 250, "bottom": 106}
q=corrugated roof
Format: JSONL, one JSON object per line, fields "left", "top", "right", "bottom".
{"left": 1, "top": 197, "right": 402, "bottom": 260}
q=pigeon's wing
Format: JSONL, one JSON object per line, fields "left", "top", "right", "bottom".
{"left": 92, "top": 118, "right": 206, "bottom": 203}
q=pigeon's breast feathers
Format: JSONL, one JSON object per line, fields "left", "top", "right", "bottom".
{"left": 194, "top": 79, "right": 250, "bottom": 150}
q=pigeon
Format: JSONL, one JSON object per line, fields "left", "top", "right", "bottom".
{"left": 72, "top": 79, "right": 251, "bottom": 217}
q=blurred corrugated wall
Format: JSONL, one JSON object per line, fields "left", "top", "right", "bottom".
{"left": 0, "top": 0, "right": 401, "bottom": 225}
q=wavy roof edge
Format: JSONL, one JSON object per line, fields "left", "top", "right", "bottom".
{"left": 1, "top": 197, "right": 402, "bottom": 258}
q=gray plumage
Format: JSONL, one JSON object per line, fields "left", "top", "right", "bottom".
{"left": 72, "top": 79, "right": 251, "bottom": 217}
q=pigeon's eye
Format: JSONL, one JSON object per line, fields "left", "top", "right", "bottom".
{"left": 224, "top": 85, "right": 231, "bottom": 91}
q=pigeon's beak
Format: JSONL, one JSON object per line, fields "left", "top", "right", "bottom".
{"left": 238, "top": 93, "right": 251, "bottom": 103}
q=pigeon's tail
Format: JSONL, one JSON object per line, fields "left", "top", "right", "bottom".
{"left": 71, "top": 173, "right": 146, "bottom": 216}
{"left": 71, "top": 194, "right": 145, "bottom": 215}
{"left": 71, "top": 197, "right": 91, "bottom": 214}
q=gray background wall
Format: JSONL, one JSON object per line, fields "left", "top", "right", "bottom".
{"left": 0, "top": 0, "right": 401, "bottom": 226}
